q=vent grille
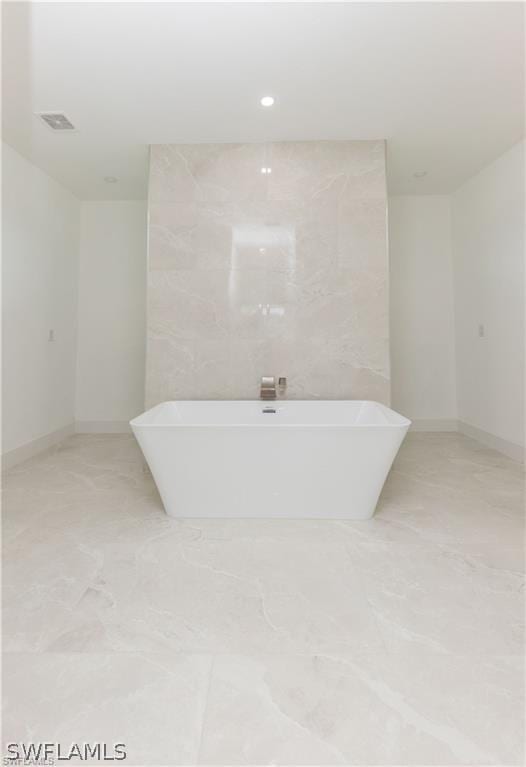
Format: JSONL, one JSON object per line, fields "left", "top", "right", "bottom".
{"left": 38, "top": 113, "right": 76, "bottom": 131}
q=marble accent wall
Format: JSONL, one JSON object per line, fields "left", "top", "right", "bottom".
{"left": 146, "top": 141, "right": 389, "bottom": 405}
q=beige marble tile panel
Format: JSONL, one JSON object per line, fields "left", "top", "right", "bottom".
{"left": 146, "top": 140, "right": 390, "bottom": 404}
{"left": 149, "top": 143, "right": 269, "bottom": 203}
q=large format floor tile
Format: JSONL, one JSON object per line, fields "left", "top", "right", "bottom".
{"left": 48, "top": 538, "right": 381, "bottom": 654}
{"left": 2, "top": 432, "right": 525, "bottom": 765}
{"left": 198, "top": 653, "right": 524, "bottom": 765}
{"left": 3, "top": 652, "right": 212, "bottom": 766}
{"left": 347, "top": 539, "right": 525, "bottom": 654}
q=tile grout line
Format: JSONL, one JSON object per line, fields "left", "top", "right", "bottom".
{"left": 195, "top": 654, "right": 216, "bottom": 765}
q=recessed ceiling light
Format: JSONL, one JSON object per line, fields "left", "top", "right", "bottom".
{"left": 260, "top": 96, "right": 275, "bottom": 107}
{"left": 104, "top": 176, "right": 118, "bottom": 183}
{"left": 260, "top": 167, "right": 272, "bottom": 174}
{"left": 413, "top": 171, "right": 428, "bottom": 178}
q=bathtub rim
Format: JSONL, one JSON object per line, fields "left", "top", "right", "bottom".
{"left": 130, "top": 400, "right": 412, "bottom": 430}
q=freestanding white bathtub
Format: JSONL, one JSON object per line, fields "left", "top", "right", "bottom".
{"left": 131, "top": 400, "right": 410, "bottom": 520}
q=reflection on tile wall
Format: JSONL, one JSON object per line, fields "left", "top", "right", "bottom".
{"left": 146, "top": 141, "right": 389, "bottom": 405}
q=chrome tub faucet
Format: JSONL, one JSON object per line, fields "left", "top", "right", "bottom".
{"left": 260, "top": 376, "right": 277, "bottom": 400}
{"left": 260, "top": 376, "right": 287, "bottom": 399}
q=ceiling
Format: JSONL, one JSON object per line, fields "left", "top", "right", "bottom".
{"left": 2, "top": 1, "right": 524, "bottom": 200}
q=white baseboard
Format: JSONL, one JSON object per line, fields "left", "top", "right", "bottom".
{"left": 2, "top": 423, "right": 75, "bottom": 470}
{"left": 75, "top": 421, "right": 131, "bottom": 434}
{"left": 410, "top": 419, "right": 459, "bottom": 432}
{"left": 458, "top": 421, "right": 524, "bottom": 463}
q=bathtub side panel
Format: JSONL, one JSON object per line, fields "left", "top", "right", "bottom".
{"left": 132, "top": 425, "right": 408, "bottom": 519}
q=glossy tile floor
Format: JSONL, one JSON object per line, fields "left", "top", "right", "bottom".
{"left": 2, "top": 432, "right": 525, "bottom": 766}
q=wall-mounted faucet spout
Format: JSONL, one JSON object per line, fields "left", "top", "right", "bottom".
{"left": 260, "top": 376, "right": 276, "bottom": 400}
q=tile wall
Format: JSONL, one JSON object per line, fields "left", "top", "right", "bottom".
{"left": 146, "top": 141, "right": 389, "bottom": 405}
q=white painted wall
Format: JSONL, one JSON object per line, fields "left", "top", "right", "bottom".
{"left": 452, "top": 140, "right": 525, "bottom": 451}
{"left": 2, "top": 143, "right": 80, "bottom": 454}
{"left": 389, "top": 195, "right": 457, "bottom": 425}
{"left": 75, "top": 201, "right": 147, "bottom": 428}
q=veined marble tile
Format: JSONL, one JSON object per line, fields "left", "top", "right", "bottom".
{"left": 145, "top": 336, "right": 198, "bottom": 406}
{"left": 149, "top": 143, "right": 269, "bottom": 203}
{"left": 347, "top": 538, "right": 524, "bottom": 655}
{"left": 40, "top": 538, "right": 381, "bottom": 654}
{"left": 3, "top": 527, "right": 101, "bottom": 651}
{"left": 147, "top": 140, "right": 389, "bottom": 404}
{"left": 2, "top": 435, "right": 152, "bottom": 541}
{"left": 371, "top": 433, "right": 525, "bottom": 544}
{"left": 264, "top": 337, "right": 389, "bottom": 401}
{"left": 149, "top": 198, "right": 340, "bottom": 274}
{"left": 337, "top": 198, "right": 388, "bottom": 272}
{"left": 267, "top": 140, "right": 386, "bottom": 202}
{"left": 388, "top": 432, "right": 524, "bottom": 494}
{"left": 3, "top": 652, "right": 212, "bottom": 766}
{"left": 148, "top": 269, "right": 230, "bottom": 342}
{"left": 3, "top": 433, "right": 525, "bottom": 764}
{"left": 149, "top": 202, "right": 236, "bottom": 270}
{"left": 198, "top": 653, "right": 524, "bottom": 765}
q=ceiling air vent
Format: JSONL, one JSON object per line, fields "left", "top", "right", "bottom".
{"left": 38, "top": 113, "right": 76, "bottom": 131}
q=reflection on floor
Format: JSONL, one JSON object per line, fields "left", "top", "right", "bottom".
{"left": 2, "top": 432, "right": 525, "bottom": 765}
